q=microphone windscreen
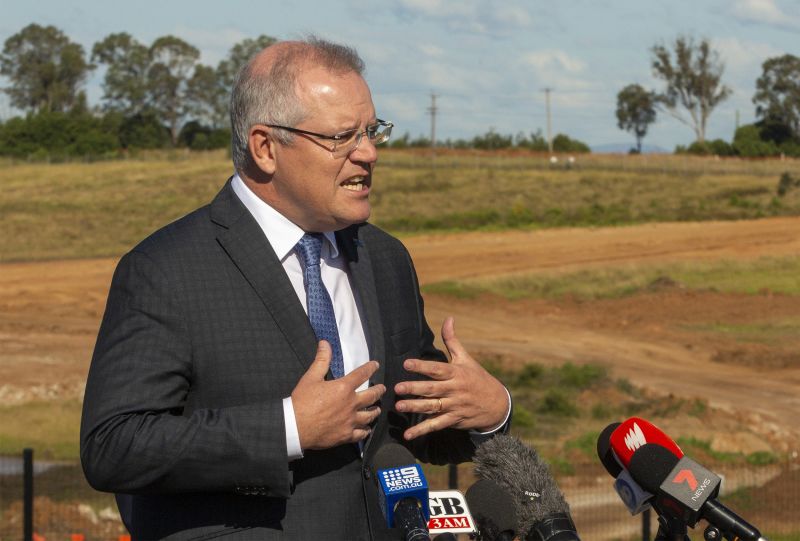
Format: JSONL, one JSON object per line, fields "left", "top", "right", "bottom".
{"left": 627, "top": 443, "right": 680, "bottom": 493}
{"left": 474, "top": 434, "right": 570, "bottom": 535}
{"left": 372, "top": 442, "right": 416, "bottom": 471}
{"left": 596, "top": 422, "right": 622, "bottom": 477}
{"left": 465, "top": 478, "right": 517, "bottom": 538}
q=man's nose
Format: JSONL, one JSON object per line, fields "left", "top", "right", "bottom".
{"left": 349, "top": 134, "right": 379, "bottom": 163}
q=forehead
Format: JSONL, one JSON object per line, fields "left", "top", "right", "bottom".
{"left": 294, "top": 66, "right": 375, "bottom": 127}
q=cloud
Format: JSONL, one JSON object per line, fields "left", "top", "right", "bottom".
{"left": 714, "top": 36, "right": 782, "bottom": 77}
{"left": 522, "top": 49, "right": 586, "bottom": 74}
{"left": 172, "top": 25, "right": 250, "bottom": 65}
{"left": 393, "top": 0, "right": 534, "bottom": 36}
{"left": 732, "top": 0, "right": 800, "bottom": 29}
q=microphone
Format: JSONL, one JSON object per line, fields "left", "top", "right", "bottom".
{"left": 608, "top": 416, "right": 683, "bottom": 468}
{"left": 465, "top": 478, "right": 517, "bottom": 541}
{"left": 597, "top": 422, "right": 653, "bottom": 515}
{"left": 372, "top": 443, "right": 431, "bottom": 541}
{"left": 596, "top": 422, "right": 623, "bottom": 477}
{"left": 474, "top": 434, "right": 580, "bottom": 540}
{"left": 628, "top": 442, "right": 767, "bottom": 541}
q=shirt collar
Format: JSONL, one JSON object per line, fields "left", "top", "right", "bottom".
{"left": 231, "top": 173, "right": 339, "bottom": 261}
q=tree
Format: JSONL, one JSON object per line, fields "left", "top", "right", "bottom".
{"left": 216, "top": 35, "right": 277, "bottom": 89}
{"left": 615, "top": 84, "right": 656, "bottom": 153}
{"left": 147, "top": 36, "right": 200, "bottom": 145}
{"left": 651, "top": 35, "right": 731, "bottom": 143}
{"left": 753, "top": 54, "right": 800, "bottom": 141}
{"left": 0, "top": 24, "right": 93, "bottom": 113}
{"left": 185, "top": 64, "right": 228, "bottom": 129}
{"left": 91, "top": 32, "right": 151, "bottom": 114}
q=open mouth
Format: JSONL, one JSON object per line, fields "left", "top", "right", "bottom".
{"left": 341, "top": 176, "right": 369, "bottom": 192}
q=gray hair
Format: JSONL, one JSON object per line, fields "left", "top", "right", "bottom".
{"left": 230, "top": 36, "right": 366, "bottom": 172}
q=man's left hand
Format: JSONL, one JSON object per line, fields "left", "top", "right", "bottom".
{"left": 394, "top": 316, "right": 509, "bottom": 440}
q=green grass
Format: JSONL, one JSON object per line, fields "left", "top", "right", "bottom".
{"left": 423, "top": 256, "right": 800, "bottom": 301}
{"left": 0, "top": 400, "right": 82, "bottom": 460}
{"left": 2, "top": 149, "right": 800, "bottom": 261}
{"left": 684, "top": 319, "right": 800, "bottom": 345}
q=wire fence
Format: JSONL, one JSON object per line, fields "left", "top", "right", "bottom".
{"left": 1, "top": 450, "right": 798, "bottom": 541}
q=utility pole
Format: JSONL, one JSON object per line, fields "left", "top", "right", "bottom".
{"left": 428, "top": 92, "right": 438, "bottom": 155}
{"left": 543, "top": 87, "right": 553, "bottom": 155}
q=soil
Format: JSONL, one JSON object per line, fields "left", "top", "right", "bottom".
{"left": 2, "top": 217, "right": 800, "bottom": 539}
{"left": 1, "top": 217, "right": 799, "bottom": 446}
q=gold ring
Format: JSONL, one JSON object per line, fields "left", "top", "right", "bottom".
{"left": 436, "top": 398, "right": 443, "bottom": 413}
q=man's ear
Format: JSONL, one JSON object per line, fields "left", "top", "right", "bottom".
{"left": 248, "top": 125, "right": 277, "bottom": 175}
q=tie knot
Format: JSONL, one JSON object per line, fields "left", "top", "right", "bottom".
{"left": 295, "top": 233, "right": 324, "bottom": 268}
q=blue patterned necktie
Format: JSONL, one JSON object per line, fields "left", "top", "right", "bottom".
{"left": 295, "top": 233, "right": 345, "bottom": 379}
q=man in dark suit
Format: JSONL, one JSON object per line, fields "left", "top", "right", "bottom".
{"left": 81, "top": 37, "right": 510, "bottom": 540}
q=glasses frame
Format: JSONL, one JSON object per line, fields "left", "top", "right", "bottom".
{"left": 266, "top": 119, "right": 393, "bottom": 156}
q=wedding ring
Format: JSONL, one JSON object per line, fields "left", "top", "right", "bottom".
{"left": 436, "top": 398, "right": 443, "bottom": 413}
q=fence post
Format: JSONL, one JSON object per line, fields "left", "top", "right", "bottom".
{"left": 23, "top": 448, "right": 33, "bottom": 541}
{"left": 448, "top": 463, "right": 458, "bottom": 489}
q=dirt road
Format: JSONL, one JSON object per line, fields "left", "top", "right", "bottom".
{"left": 1, "top": 216, "right": 799, "bottom": 447}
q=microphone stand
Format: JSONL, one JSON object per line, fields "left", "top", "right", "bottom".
{"left": 653, "top": 514, "right": 691, "bottom": 541}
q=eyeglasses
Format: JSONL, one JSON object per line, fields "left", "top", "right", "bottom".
{"left": 266, "top": 119, "right": 393, "bottom": 157}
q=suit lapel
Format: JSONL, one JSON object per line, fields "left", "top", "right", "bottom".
{"left": 337, "top": 226, "right": 386, "bottom": 388}
{"left": 211, "top": 180, "right": 318, "bottom": 371}
{"left": 338, "top": 226, "right": 387, "bottom": 456}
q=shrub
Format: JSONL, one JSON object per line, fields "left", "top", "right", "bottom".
{"left": 557, "top": 362, "right": 607, "bottom": 388}
{"left": 777, "top": 172, "right": 798, "bottom": 197}
{"left": 733, "top": 124, "right": 780, "bottom": 157}
{"left": 513, "top": 363, "right": 544, "bottom": 387}
{"left": 537, "top": 389, "right": 579, "bottom": 417}
{"left": 511, "top": 405, "right": 536, "bottom": 428}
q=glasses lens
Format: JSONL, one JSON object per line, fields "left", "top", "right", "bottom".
{"left": 332, "top": 121, "right": 393, "bottom": 157}
{"left": 371, "top": 122, "right": 392, "bottom": 145}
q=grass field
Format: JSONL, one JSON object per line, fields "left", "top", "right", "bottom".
{"left": 2, "top": 149, "right": 800, "bottom": 261}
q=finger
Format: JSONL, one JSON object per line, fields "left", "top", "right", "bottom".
{"left": 304, "top": 340, "right": 332, "bottom": 381}
{"left": 403, "top": 412, "right": 457, "bottom": 441}
{"left": 395, "top": 397, "right": 442, "bottom": 414}
{"left": 354, "top": 406, "right": 381, "bottom": 426}
{"left": 441, "top": 316, "right": 468, "bottom": 361}
{"left": 401, "top": 358, "right": 452, "bottom": 381}
{"left": 355, "top": 384, "right": 386, "bottom": 408}
{"left": 343, "top": 360, "right": 380, "bottom": 388}
{"left": 395, "top": 377, "right": 443, "bottom": 398}
{"left": 352, "top": 427, "right": 372, "bottom": 442}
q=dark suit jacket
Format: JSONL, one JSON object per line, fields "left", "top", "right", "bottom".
{"left": 80, "top": 180, "right": 484, "bottom": 540}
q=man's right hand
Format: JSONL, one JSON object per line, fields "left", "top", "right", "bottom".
{"left": 291, "top": 340, "right": 385, "bottom": 451}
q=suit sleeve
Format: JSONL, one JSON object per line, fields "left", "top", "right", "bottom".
{"left": 80, "top": 250, "right": 291, "bottom": 496}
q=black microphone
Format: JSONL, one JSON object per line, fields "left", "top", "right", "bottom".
{"left": 474, "top": 434, "right": 580, "bottom": 541}
{"left": 628, "top": 443, "right": 767, "bottom": 541}
{"left": 465, "top": 478, "right": 517, "bottom": 541}
{"left": 596, "top": 422, "right": 623, "bottom": 477}
{"left": 371, "top": 443, "right": 431, "bottom": 541}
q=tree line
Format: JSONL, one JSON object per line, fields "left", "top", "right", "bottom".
{"left": 2, "top": 25, "right": 797, "bottom": 159}
{"left": 615, "top": 35, "right": 800, "bottom": 157}
{"left": 0, "top": 24, "right": 277, "bottom": 159}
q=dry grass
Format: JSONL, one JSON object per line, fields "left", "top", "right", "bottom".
{"left": 2, "top": 149, "right": 800, "bottom": 261}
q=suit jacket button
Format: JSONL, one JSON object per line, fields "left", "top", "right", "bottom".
{"left": 363, "top": 466, "right": 371, "bottom": 480}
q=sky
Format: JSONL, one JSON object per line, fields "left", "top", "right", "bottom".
{"left": 1, "top": 0, "right": 798, "bottom": 151}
